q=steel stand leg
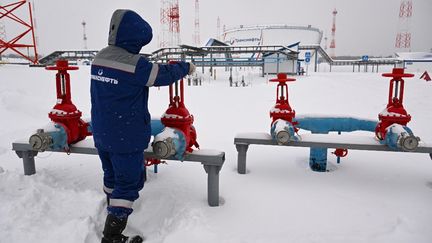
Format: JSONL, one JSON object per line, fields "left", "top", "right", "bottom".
{"left": 15, "top": 150, "right": 38, "bottom": 175}
{"left": 204, "top": 165, "right": 221, "bottom": 207}
{"left": 235, "top": 144, "right": 249, "bottom": 174}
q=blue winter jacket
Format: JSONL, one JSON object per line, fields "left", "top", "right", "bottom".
{"left": 91, "top": 9, "right": 190, "bottom": 153}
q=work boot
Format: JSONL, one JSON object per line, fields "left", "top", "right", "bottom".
{"left": 101, "top": 214, "right": 143, "bottom": 243}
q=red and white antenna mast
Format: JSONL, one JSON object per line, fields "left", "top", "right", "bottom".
{"left": 0, "top": 0, "right": 39, "bottom": 64}
{"left": 160, "top": 0, "right": 169, "bottom": 47}
{"left": 0, "top": 20, "right": 5, "bottom": 60}
{"left": 160, "top": 0, "right": 181, "bottom": 47}
{"left": 168, "top": 0, "right": 180, "bottom": 46}
{"left": 395, "top": 0, "right": 412, "bottom": 51}
{"left": 193, "top": 0, "right": 200, "bottom": 46}
{"left": 329, "top": 8, "right": 337, "bottom": 58}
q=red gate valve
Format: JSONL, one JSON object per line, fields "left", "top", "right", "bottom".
{"left": 158, "top": 61, "right": 199, "bottom": 156}
{"left": 46, "top": 60, "right": 91, "bottom": 144}
{"left": 375, "top": 68, "right": 414, "bottom": 140}
{"left": 269, "top": 73, "right": 298, "bottom": 127}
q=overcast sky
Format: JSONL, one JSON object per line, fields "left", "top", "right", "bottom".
{"left": 3, "top": 0, "right": 432, "bottom": 56}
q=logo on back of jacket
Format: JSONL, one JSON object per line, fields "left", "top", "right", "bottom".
{"left": 91, "top": 68, "right": 119, "bottom": 85}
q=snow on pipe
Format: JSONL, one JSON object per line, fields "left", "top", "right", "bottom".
{"left": 152, "top": 127, "right": 187, "bottom": 160}
{"left": 382, "top": 124, "right": 420, "bottom": 151}
{"left": 294, "top": 116, "right": 377, "bottom": 133}
{"left": 270, "top": 119, "right": 299, "bottom": 145}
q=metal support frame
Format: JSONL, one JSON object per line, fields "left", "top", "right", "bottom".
{"left": 235, "top": 144, "right": 249, "bottom": 174}
{"left": 314, "top": 50, "right": 318, "bottom": 72}
{"left": 37, "top": 44, "right": 403, "bottom": 70}
{"left": 12, "top": 140, "right": 225, "bottom": 207}
{"left": 0, "top": 0, "right": 38, "bottom": 64}
{"left": 234, "top": 132, "right": 432, "bottom": 174}
{"left": 276, "top": 53, "right": 280, "bottom": 74}
{"left": 204, "top": 165, "right": 221, "bottom": 205}
{"left": 15, "top": 150, "right": 38, "bottom": 175}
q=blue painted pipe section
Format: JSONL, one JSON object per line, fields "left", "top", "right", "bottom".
{"left": 150, "top": 119, "right": 165, "bottom": 136}
{"left": 171, "top": 129, "right": 187, "bottom": 160}
{"left": 87, "top": 123, "right": 92, "bottom": 134}
{"left": 294, "top": 116, "right": 378, "bottom": 172}
{"left": 48, "top": 124, "right": 68, "bottom": 150}
{"left": 382, "top": 124, "right": 416, "bottom": 151}
{"left": 295, "top": 116, "right": 377, "bottom": 133}
{"left": 310, "top": 147, "right": 328, "bottom": 172}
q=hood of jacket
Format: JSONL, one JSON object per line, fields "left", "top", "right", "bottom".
{"left": 108, "top": 9, "right": 153, "bottom": 54}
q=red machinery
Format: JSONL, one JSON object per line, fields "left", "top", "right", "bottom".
{"left": 268, "top": 73, "right": 299, "bottom": 145}
{"left": 160, "top": 62, "right": 199, "bottom": 154}
{"left": 46, "top": 60, "right": 91, "bottom": 146}
{"left": 269, "top": 73, "right": 298, "bottom": 128}
{"left": 375, "top": 68, "right": 414, "bottom": 140}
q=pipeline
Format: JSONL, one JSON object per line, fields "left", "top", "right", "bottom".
{"left": 29, "top": 122, "right": 92, "bottom": 152}
{"left": 29, "top": 60, "right": 92, "bottom": 152}
{"left": 30, "top": 119, "right": 166, "bottom": 152}
{"left": 152, "top": 127, "right": 187, "bottom": 160}
{"left": 382, "top": 124, "right": 420, "bottom": 151}
{"left": 270, "top": 119, "right": 299, "bottom": 145}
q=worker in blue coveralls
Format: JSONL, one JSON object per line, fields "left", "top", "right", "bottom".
{"left": 90, "top": 9, "right": 195, "bottom": 243}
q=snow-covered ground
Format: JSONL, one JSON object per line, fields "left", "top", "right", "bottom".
{"left": 1, "top": 64, "right": 432, "bottom": 243}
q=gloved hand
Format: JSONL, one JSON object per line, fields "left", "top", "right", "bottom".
{"left": 188, "top": 62, "right": 196, "bottom": 75}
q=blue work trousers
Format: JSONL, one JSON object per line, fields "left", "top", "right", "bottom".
{"left": 98, "top": 150, "right": 146, "bottom": 218}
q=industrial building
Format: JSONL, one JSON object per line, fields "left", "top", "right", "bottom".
{"left": 222, "top": 24, "right": 323, "bottom": 47}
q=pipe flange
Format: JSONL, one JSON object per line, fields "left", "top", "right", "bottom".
{"left": 153, "top": 137, "right": 176, "bottom": 159}
{"left": 29, "top": 129, "right": 53, "bottom": 152}
{"left": 276, "top": 130, "right": 291, "bottom": 145}
{"left": 399, "top": 135, "right": 420, "bottom": 151}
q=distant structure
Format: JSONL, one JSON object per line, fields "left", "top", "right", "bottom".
{"left": 222, "top": 24, "right": 322, "bottom": 46}
{"left": 0, "top": 21, "right": 5, "bottom": 41}
{"left": 82, "top": 21, "right": 87, "bottom": 50}
{"left": 159, "top": 0, "right": 169, "bottom": 47}
{"left": 30, "top": 0, "right": 39, "bottom": 53}
{"left": 217, "top": 17, "right": 221, "bottom": 41}
{"left": 193, "top": 0, "right": 200, "bottom": 46}
{"left": 0, "top": 0, "right": 38, "bottom": 64}
{"left": 0, "top": 20, "right": 5, "bottom": 39}
{"left": 0, "top": 20, "right": 5, "bottom": 60}
{"left": 323, "top": 35, "right": 328, "bottom": 51}
{"left": 159, "top": 0, "right": 180, "bottom": 47}
{"left": 329, "top": 8, "right": 337, "bottom": 58}
{"left": 395, "top": 0, "right": 413, "bottom": 50}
